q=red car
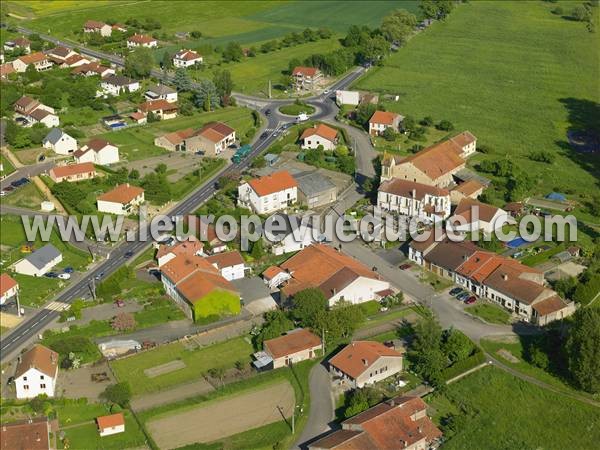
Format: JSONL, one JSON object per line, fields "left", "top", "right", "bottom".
{"left": 399, "top": 263, "right": 412, "bottom": 270}
{"left": 114, "top": 300, "right": 125, "bottom": 307}
{"left": 465, "top": 296, "right": 477, "bottom": 304}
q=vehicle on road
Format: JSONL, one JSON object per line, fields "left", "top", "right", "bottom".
{"left": 323, "top": 88, "right": 330, "bottom": 95}
{"left": 57, "top": 273, "right": 71, "bottom": 280}
{"left": 38, "top": 155, "right": 46, "bottom": 162}
{"left": 3, "top": 186, "right": 14, "bottom": 192}
{"left": 45, "top": 272, "right": 58, "bottom": 278}
{"left": 457, "top": 292, "right": 470, "bottom": 301}
{"left": 232, "top": 144, "right": 252, "bottom": 164}
{"left": 265, "top": 109, "right": 271, "bottom": 116}
{"left": 260, "top": 132, "right": 268, "bottom": 139}
{"left": 0, "top": 191, "right": 7, "bottom": 197}
{"left": 296, "top": 112, "right": 309, "bottom": 123}
{"left": 399, "top": 263, "right": 412, "bottom": 270}
{"left": 95, "top": 272, "right": 104, "bottom": 280}
{"left": 63, "top": 267, "right": 74, "bottom": 274}
{"left": 124, "top": 251, "right": 134, "bottom": 259}
{"left": 449, "top": 287, "right": 463, "bottom": 296}
{"left": 465, "top": 296, "right": 477, "bottom": 304}
{"left": 114, "top": 299, "right": 125, "bottom": 307}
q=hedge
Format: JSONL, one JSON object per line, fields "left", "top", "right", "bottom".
{"left": 441, "top": 347, "right": 487, "bottom": 382}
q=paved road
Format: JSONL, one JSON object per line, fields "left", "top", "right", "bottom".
{"left": 0, "top": 160, "right": 55, "bottom": 189}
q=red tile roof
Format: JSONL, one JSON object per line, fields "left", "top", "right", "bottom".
{"left": 17, "top": 52, "right": 48, "bottom": 65}
{"left": 97, "top": 183, "right": 144, "bottom": 204}
{"left": 157, "top": 237, "right": 204, "bottom": 261}
{"left": 175, "top": 49, "right": 201, "bottom": 61}
{"left": 300, "top": 123, "right": 338, "bottom": 142}
{"left": 263, "top": 265, "right": 284, "bottom": 280}
{"left": 369, "top": 110, "right": 400, "bottom": 125}
{"left": 84, "top": 20, "right": 107, "bottom": 29}
{"left": 85, "top": 138, "right": 113, "bottom": 152}
{"left": 0, "top": 273, "right": 18, "bottom": 297}
{"left": 0, "top": 63, "right": 15, "bottom": 77}
{"left": 139, "top": 99, "right": 177, "bottom": 113}
{"left": 329, "top": 341, "right": 402, "bottom": 379}
{"left": 399, "top": 139, "right": 465, "bottom": 180}
{"left": 453, "top": 179, "right": 484, "bottom": 196}
{"left": 247, "top": 170, "right": 297, "bottom": 197}
{"left": 292, "top": 66, "right": 319, "bottom": 77}
{"left": 0, "top": 417, "right": 51, "bottom": 450}
{"left": 379, "top": 178, "right": 449, "bottom": 200}
{"left": 205, "top": 250, "right": 244, "bottom": 269}
{"left": 264, "top": 328, "right": 321, "bottom": 359}
{"left": 128, "top": 34, "right": 156, "bottom": 44}
{"left": 453, "top": 198, "right": 503, "bottom": 223}
{"left": 162, "top": 128, "right": 195, "bottom": 145}
{"left": 96, "top": 413, "right": 124, "bottom": 431}
{"left": 14, "top": 345, "right": 58, "bottom": 379}
{"left": 195, "top": 122, "right": 235, "bottom": 143}
{"left": 49, "top": 162, "right": 96, "bottom": 180}
{"left": 532, "top": 295, "right": 569, "bottom": 316}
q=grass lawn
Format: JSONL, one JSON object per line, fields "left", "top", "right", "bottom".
{"left": 355, "top": 1, "right": 600, "bottom": 214}
{"left": 278, "top": 102, "right": 316, "bottom": 116}
{"left": 0, "top": 154, "right": 15, "bottom": 176}
{"left": 58, "top": 411, "right": 146, "bottom": 450}
{"left": 465, "top": 303, "right": 511, "bottom": 325}
{"left": 358, "top": 306, "right": 418, "bottom": 331}
{"left": 1, "top": 182, "right": 46, "bottom": 209}
{"left": 428, "top": 366, "right": 600, "bottom": 449}
{"left": 420, "top": 270, "right": 454, "bottom": 292}
{"left": 111, "top": 336, "right": 253, "bottom": 395}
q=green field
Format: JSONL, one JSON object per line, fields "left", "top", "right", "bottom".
{"left": 111, "top": 336, "right": 253, "bottom": 395}
{"left": 0, "top": 154, "right": 15, "bottom": 176}
{"left": 355, "top": 1, "right": 600, "bottom": 212}
{"left": 429, "top": 367, "right": 600, "bottom": 449}
{"left": 1, "top": 182, "right": 45, "bottom": 210}
{"left": 465, "top": 303, "right": 512, "bottom": 325}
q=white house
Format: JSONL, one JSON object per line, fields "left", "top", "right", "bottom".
{"left": 191, "top": 122, "right": 236, "bottom": 156}
{"left": 369, "top": 110, "right": 403, "bottom": 136}
{"left": 138, "top": 99, "right": 178, "bottom": 120}
{"left": 262, "top": 265, "right": 292, "bottom": 289}
{"left": 145, "top": 84, "right": 178, "bottom": 103}
{"left": 46, "top": 46, "right": 78, "bottom": 64}
{"left": 205, "top": 251, "right": 247, "bottom": 281}
{"left": 42, "top": 128, "right": 77, "bottom": 154}
{"left": 14, "top": 96, "right": 59, "bottom": 128}
{"left": 127, "top": 34, "right": 158, "bottom": 48}
{"left": 14, "top": 244, "right": 62, "bottom": 277}
{"left": 173, "top": 49, "right": 203, "bottom": 68}
{"left": 100, "top": 75, "right": 140, "bottom": 96}
{"left": 83, "top": 20, "right": 113, "bottom": 37}
{"left": 449, "top": 198, "right": 511, "bottom": 234}
{"left": 377, "top": 178, "right": 451, "bottom": 222}
{"left": 291, "top": 66, "right": 322, "bottom": 90}
{"left": 72, "top": 62, "right": 115, "bottom": 78}
{"left": 263, "top": 329, "right": 321, "bottom": 369}
{"left": 300, "top": 123, "right": 339, "bottom": 150}
{"left": 263, "top": 214, "right": 316, "bottom": 256}
{"left": 12, "top": 52, "right": 52, "bottom": 72}
{"left": 74, "top": 139, "right": 119, "bottom": 165}
{"left": 0, "top": 273, "right": 19, "bottom": 305}
{"left": 238, "top": 171, "right": 298, "bottom": 215}
{"left": 14, "top": 344, "right": 59, "bottom": 399}
{"left": 97, "top": 184, "right": 145, "bottom": 215}
{"left": 97, "top": 413, "right": 125, "bottom": 437}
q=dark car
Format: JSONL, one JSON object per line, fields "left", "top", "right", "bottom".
{"left": 11, "top": 180, "right": 24, "bottom": 188}
{"left": 20, "top": 177, "right": 30, "bottom": 184}
{"left": 465, "top": 296, "right": 477, "bottom": 304}
{"left": 3, "top": 186, "right": 14, "bottom": 192}
{"left": 63, "top": 267, "right": 74, "bottom": 274}
{"left": 45, "top": 272, "right": 58, "bottom": 278}
{"left": 449, "top": 287, "right": 463, "bottom": 296}
{"left": 457, "top": 292, "right": 470, "bottom": 301}
{"left": 124, "top": 251, "right": 134, "bottom": 258}
{"left": 398, "top": 263, "right": 412, "bottom": 270}
{"left": 95, "top": 272, "right": 104, "bottom": 281}
{"left": 264, "top": 109, "right": 271, "bottom": 116}
{"left": 260, "top": 132, "right": 268, "bottom": 139}
{"left": 38, "top": 155, "right": 46, "bottom": 162}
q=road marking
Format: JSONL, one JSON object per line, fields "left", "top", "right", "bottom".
{"left": 44, "top": 301, "right": 70, "bottom": 312}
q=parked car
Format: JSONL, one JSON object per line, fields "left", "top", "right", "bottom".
{"left": 0, "top": 191, "right": 7, "bottom": 197}
{"left": 264, "top": 109, "right": 271, "bottom": 116}
{"left": 399, "top": 263, "right": 412, "bottom": 270}
{"left": 63, "top": 267, "right": 74, "bottom": 274}
{"left": 449, "top": 287, "right": 463, "bottom": 296}
{"left": 45, "top": 272, "right": 58, "bottom": 278}
{"left": 57, "top": 273, "right": 71, "bottom": 280}
{"left": 3, "top": 186, "right": 14, "bottom": 192}
{"left": 457, "top": 292, "right": 470, "bottom": 301}
{"left": 465, "top": 296, "right": 477, "bottom": 304}
{"left": 260, "top": 132, "right": 268, "bottom": 139}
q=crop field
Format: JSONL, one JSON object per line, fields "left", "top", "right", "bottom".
{"left": 355, "top": 1, "right": 600, "bottom": 211}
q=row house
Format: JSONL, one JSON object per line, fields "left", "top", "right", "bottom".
{"left": 377, "top": 178, "right": 451, "bottom": 222}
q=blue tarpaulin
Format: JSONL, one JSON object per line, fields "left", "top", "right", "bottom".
{"left": 545, "top": 192, "right": 566, "bottom": 201}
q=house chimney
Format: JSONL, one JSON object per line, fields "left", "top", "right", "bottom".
{"left": 362, "top": 358, "right": 368, "bottom": 366}
{"left": 389, "top": 399, "right": 395, "bottom": 407}
{"left": 502, "top": 274, "right": 508, "bottom": 281}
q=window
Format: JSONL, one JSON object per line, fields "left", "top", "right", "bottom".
{"left": 23, "top": 385, "right": 29, "bottom": 390}
{"left": 23, "top": 376, "right": 27, "bottom": 381}
{"left": 40, "top": 375, "right": 44, "bottom": 380}
{"left": 40, "top": 384, "right": 46, "bottom": 389}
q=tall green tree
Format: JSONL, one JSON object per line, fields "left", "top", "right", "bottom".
{"left": 213, "top": 69, "right": 234, "bottom": 105}
{"left": 124, "top": 47, "right": 154, "bottom": 78}
{"left": 222, "top": 41, "right": 243, "bottom": 62}
{"left": 193, "top": 78, "right": 219, "bottom": 111}
{"left": 161, "top": 50, "right": 173, "bottom": 70}
{"left": 292, "top": 288, "right": 328, "bottom": 329}
{"left": 173, "top": 68, "right": 193, "bottom": 92}
{"left": 566, "top": 308, "right": 600, "bottom": 393}
{"left": 381, "top": 9, "right": 417, "bottom": 45}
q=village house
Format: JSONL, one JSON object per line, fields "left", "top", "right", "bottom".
{"left": 97, "top": 183, "right": 145, "bottom": 215}
{"left": 14, "top": 244, "right": 62, "bottom": 277}
{"left": 378, "top": 178, "right": 451, "bottom": 222}
{"left": 278, "top": 244, "right": 391, "bottom": 307}
{"left": 49, "top": 162, "right": 96, "bottom": 183}
{"left": 381, "top": 131, "right": 477, "bottom": 186}
{"left": 329, "top": 341, "right": 403, "bottom": 389}
{"left": 129, "top": 111, "right": 147, "bottom": 125}
{"left": 450, "top": 179, "right": 485, "bottom": 204}
{"left": 42, "top": 128, "right": 77, "bottom": 154}
{"left": 191, "top": 122, "right": 236, "bottom": 156}
{"left": 1, "top": 62, "right": 15, "bottom": 79}
{"left": 294, "top": 171, "right": 337, "bottom": 209}
{"left": 0, "top": 273, "right": 19, "bottom": 305}
{"left": 205, "top": 251, "right": 247, "bottom": 281}
{"left": 262, "top": 265, "right": 292, "bottom": 289}
{"left": 46, "top": 46, "right": 78, "bottom": 64}
{"left": 1, "top": 416, "right": 56, "bottom": 450}
{"left": 449, "top": 198, "right": 510, "bottom": 234}
{"left": 138, "top": 99, "right": 178, "bottom": 120}
{"left": 300, "top": 123, "right": 339, "bottom": 150}
{"left": 112, "top": 23, "right": 128, "bottom": 33}
{"left": 74, "top": 138, "right": 119, "bottom": 165}
{"left": 83, "top": 20, "right": 113, "bottom": 37}
{"left": 12, "top": 52, "right": 52, "bottom": 72}
{"left": 154, "top": 128, "right": 196, "bottom": 152}
{"left": 369, "top": 110, "right": 403, "bottom": 136}
{"left": 3, "top": 37, "right": 31, "bottom": 54}
{"left": 127, "top": 34, "right": 158, "bottom": 48}
{"left": 71, "top": 61, "right": 115, "bottom": 78}
{"left": 145, "top": 84, "right": 178, "bottom": 103}
{"left": 310, "top": 396, "right": 442, "bottom": 450}
{"left": 96, "top": 413, "right": 125, "bottom": 437}
{"left": 100, "top": 74, "right": 140, "bottom": 96}
{"left": 182, "top": 215, "right": 228, "bottom": 254}
{"left": 238, "top": 170, "right": 298, "bottom": 214}
{"left": 13, "top": 96, "right": 59, "bottom": 128}
{"left": 263, "top": 328, "right": 322, "bottom": 369}
{"left": 14, "top": 344, "right": 59, "bottom": 399}
{"left": 160, "top": 254, "right": 240, "bottom": 321}
{"left": 156, "top": 236, "right": 206, "bottom": 267}
{"left": 292, "top": 66, "right": 322, "bottom": 90}
{"left": 173, "top": 49, "right": 203, "bottom": 68}
{"left": 263, "top": 213, "right": 317, "bottom": 256}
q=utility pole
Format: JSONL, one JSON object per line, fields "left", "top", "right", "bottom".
{"left": 16, "top": 290, "right": 21, "bottom": 317}
{"left": 292, "top": 402, "right": 295, "bottom": 434}
{"left": 268, "top": 80, "right": 272, "bottom": 99}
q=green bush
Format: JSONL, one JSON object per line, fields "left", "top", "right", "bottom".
{"left": 441, "top": 347, "right": 486, "bottom": 381}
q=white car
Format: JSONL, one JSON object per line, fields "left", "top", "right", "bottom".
{"left": 323, "top": 89, "right": 330, "bottom": 95}
{"left": 58, "top": 273, "right": 71, "bottom": 280}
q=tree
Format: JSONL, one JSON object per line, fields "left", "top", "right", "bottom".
{"left": 566, "top": 308, "right": 600, "bottom": 393}
{"left": 193, "top": 78, "right": 219, "bottom": 111}
{"left": 420, "top": 116, "right": 434, "bottom": 127}
{"left": 254, "top": 310, "right": 294, "bottom": 348}
{"left": 419, "top": 0, "right": 455, "bottom": 20}
{"left": 381, "top": 9, "right": 417, "bottom": 46}
{"left": 402, "top": 115, "right": 416, "bottom": 133}
{"left": 208, "top": 367, "right": 226, "bottom": 386}
{"left": 356, "top": 103, "right": 377, "bottom": 129}
{"left": 250, "top": 239, "right": 264, "bottom": 259}
{"left": 442, "top": 329, "right": 473, "bottom": 364}
{"left": 124, "top": 47, "right": 154, "bottom": 78}
{"left": 382, "top": 127, "right": 398, "bottom": 141}
{"left": 101, "top": 382, "right": 132, "bottom": 407}
{"left": 213, "top": 69, "right": 234, "bottom": 105}
{"left": 410, "top": 313, "right": 446, "bottom": 385}
{"left": 436, "top": 119, "right": 454, "bottom": 131}
{"left": 222, "top": 41, "right": 243, "bottom": 62}
{"left": 161, "top": 50, "right": 173, "bottom": 70}
{"left": 292, "top": 288, "right": 328, "bottom": 329}
{"left": 111, "top": 312, "right": 136, "bottom": 331}
{"left": 190, "top": 30, "right": 202, "bottom": 38}
{"left": 572, "top": 5, "right": 592, "bottom": 21}
{"left": 173, "top": 68, "right": 193, "bottom": 92}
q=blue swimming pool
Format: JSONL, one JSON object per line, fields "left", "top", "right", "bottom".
{"left": 507, "top": 237, "right": 528, "bottom": 248}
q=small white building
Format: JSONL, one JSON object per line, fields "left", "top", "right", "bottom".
{"left": 300, "top": 123, "right": 339, "bottom": 151}
{"left": 97, "top": 184, "right": 145, "bottom": 215}
{"left": 14, "top": 244, "right": 62, "bottom": 277}
{"left": 263, "top": 329, "right": 322, "bottom": 369}
{"left": 83, "top": 20, "right": 113, "bottom": 37}
{"left": 449, "top": 198, "right": 511, "bottom": 234}
{"left": 42, "top": 128, "right": 77, "bottom": 154}
{"left": 14, "top": 344, "right": 59, "bottom": 399}
{"left": 377, "top": 178, "right": 451, "bottom": 222}
{"left": 127, "top": 34, "right": 158, "bottom": 48}
{"left": 0, "top": 273, "right": 19, "bottom": 305}
{"left": 238, "top": 171, "right": 298, "bottom": 215}
{"left": 74, "top": 139, "right": 119, "bottom": 165}
{"left": 173, "top": 49, "right": 203, "bottom": 68}
{"left": 335, "top": 90, "right": 361, "bottom": 106}
{"left": 100, "top": 75, "right": 140, "bottom": 96}
{"left": 262, "top": 266, "right": 292, "bottom": 289}
{"left": 205, "top": 251, "right": 247, "bottom": 281}
{"left": 96, "top": 413, "right": 125, "bottom": 437}
{"left": 145, "top": 84, "right": 178, "bottom": 103}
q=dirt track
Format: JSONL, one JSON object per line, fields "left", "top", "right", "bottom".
{"left": 147, "top": 381, "right": 295, "bottom": 449}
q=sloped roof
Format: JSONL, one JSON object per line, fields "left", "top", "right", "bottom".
{"left": 483, "top": 264, "right": 547, "bottom": 305}
{"left": 14, "top": 344, "right": 58, "bottom": 379}
{"left": 176, "top": 266, "right": 238, "bottom": 303}
{"left": 14, "top": 96, "right": 39, "bottom": 112}
{"left": 43, "top": 128, "right": 67, "bottom": 145}
{"left": 264, "top": 328, "right": 321, "bottom": 359}
{"left": 0, "top": 273, "right": 18, "bottom": 297}
{"left": 247, "top": 171, "right": 297, "bottom": 197}
{"left": 139, "top": 99, "right": 177, "bottom": 113}
{"left": 146, "top": 84, "right": 176, "bottom": 95}
{"left": 85, "top": 138, "right": 113, "bottom": 152}
{"left": 532, "top": 295, "right": 570, "bottom": 316}
{"left": 300, "top": 123, "right": 338, "bottom": 142}
{"left": 292, "top": 66, "right": 319, "bottom": 77}
{"left": 453, "top": 198, "right": 504, "bottom": 223}
{"left": 29, "top": 109, "right": 52, "bottom": 121}
{"left": 424, "top": 239, "right": 478, "bottom": 272}
{"left": 0, "top": 417, "right": 51, "bottom": 450}
{"left": 369, "top": 110, "right": 400, "bottom": 125}
{"left": 50, "top": 162, "right": 95, "bottom": 179}
{"left": 161, "top": 128, "right": 195, "bottom": 145}
{"left": 205, "top": 250, "right": 244, "bottom": 269}
{"left": 84, "top": 20, "right": 107, "bottom": 29}
{"left": 378, "top": 178, "right": 449, "bottom": 200}
{"left": 175, "top": 49, "right": 201, "bottom": 60}
{"left": 128, "top": 34, "right": 156, "bottom": 44}
{"left": 195, "top": 122, "right": 235, "bottom": 143}
{"left": 98, "top": 184, "right": 144, "bottom": 204}
{"left": 96, "top": 413, "right": 124, "bottom": 431}
{"left": 263, "top": 265, "right": 285, "bottom": 280}
{"left": 329, "top": 341, "right": 402, "bottom": 379}
{"left": 17, "top": 52, "right": 48, "bottom": 65}
{"left": 452, "top": 179, "right": 484, "bottom": 196}
{"left": 399, "top": 138, "right": 465, "bottom": 180}
{"left": 23, "top": 244, "right": 61, "bottom": 270}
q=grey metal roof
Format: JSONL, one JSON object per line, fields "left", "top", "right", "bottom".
{"left": 294, "top": 171, "right": 335, "bottom": 197}
{"left": 25, "top": 244, "right": 61, "bottom": 270}
{"left": 43, "top": 128, "right": 66, "bottom": 145}
{"left": 146, "top": 84, "right": 176, "bottom": 95}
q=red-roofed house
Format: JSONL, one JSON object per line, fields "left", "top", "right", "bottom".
{"left": 96, "top": 413, "right": 125, "bottom": 436}
{"left": 192, "top": 122, "right": 236, "bottom": 156}
{"left": 238, "top": 171, "right": 298, "bottom": 214}
{"left": 173, "top": 49, "right": 203, "bottom": 68}
{"left": 14, "top": 344, "right": 58, "bottom": 399}
{"left": 83, "top": 20, "right": 112, "bottom": 37}
{"left": 205, "top": 251, "right": 247, "bottom": 280}
{"left": 300, "top": 123, "right": 339, "bottom": 150}
{"left": 157, "top": 237, "right": 206, "bottom": 267}
{"left": 0, "top": 273, "right": 19, "bottom": 305}
{"left": 127, "top": 34, "right": 158, "bottom": 48}
{"left": 292, "top": 66, "right": 322, "bottom": 90}
{"left": 310, "top": 396, "right": 442, "bottom": 450}
{"left": 4, "top": 37, "right": 31, "bottom": 53}
{"left": 329, "top": 341, "right": 403, "bottom": 388}
{"left": 71, "top": 61, "right": 115, "bottom": 78}
{"left": 49, "top": 162, "right": 96, "bottom": 183}
{"left": 1, "top": 62, "right": 16, "bottom": 79}
{"left": 74, "top": 139, "right": 119, "bottom": 165}
{"left": 369, "top": 110, "right": 403, "bottom": 136}
{"left": 0, "top": 417, "right": 55, "bottom": 450}
{"left": 97, "top": 183, "right": 145, "bottom": 215}
{"left": 263, "top": 328, "right": 322, "bottom": 369}
{"left": 262, "top": 265, "right": 291, "bottom": 289}
{"left": 138, "top": 99, "right": 178, "bottom": 120}
{"left": 12, "top": 52, "right": 52, "bottom": 72}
